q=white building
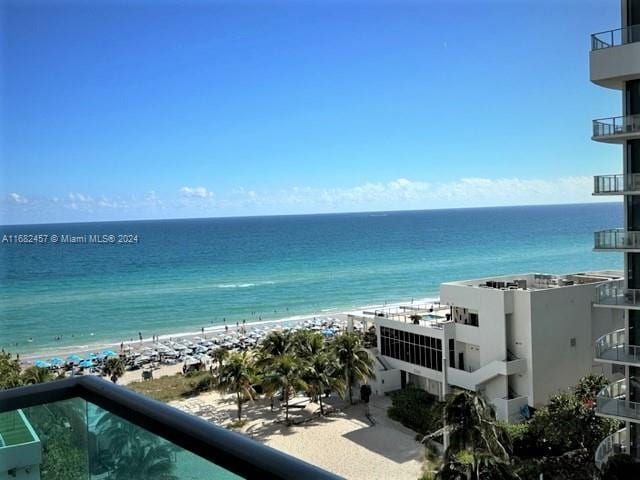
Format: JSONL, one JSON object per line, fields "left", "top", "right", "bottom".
{"left": 367, "top": 271, "right": 623, "bottom": 423}
{"left": 590, "top": 0, "right": 640, "bottom": 468}
{"left": 0, "top": 409, "right": 41, "bottom": 480}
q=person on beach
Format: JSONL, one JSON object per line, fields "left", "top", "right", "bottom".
{"left": 138, "top": 332, "right": 142, "bottom": 342}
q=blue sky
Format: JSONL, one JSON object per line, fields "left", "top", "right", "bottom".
{"left": 0, "top": 0, "right": 623, "bottom": 224}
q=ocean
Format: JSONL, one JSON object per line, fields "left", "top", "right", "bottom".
{"left": 0, "top": 203, "right": 622, "bottom": 356}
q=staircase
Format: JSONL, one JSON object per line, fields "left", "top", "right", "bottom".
{"left": 447, "top": 358, "right": 526, "bottom": 391}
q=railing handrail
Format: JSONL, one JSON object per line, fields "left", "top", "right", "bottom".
{"left": 595, "top": 327, "right": 625, "bottom": 348}
{"left": 594, "top": 229, "right": 640, "bottom": 250}
{"left": 0, "top": 376, "right": 342, "bottom": 480}
{"left": 591, "top": 24, "right": 640, "bottom": 50}
{"left": 594, "top": 174, "right": 640, "bottom": 194}
{"left": 595, "top": 428, "right": 627, "bottom": 469}
{"left": 593, "top": 113, "right": 640, "bottom": 124}
{"left": 598, "top": 378, "right": 632, "bottom": 400}
{"left": 595, "top": 280, "right": 640, "bottom": 307}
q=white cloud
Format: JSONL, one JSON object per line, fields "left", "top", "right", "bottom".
{"left": 226, "top": 176, "right": 599, "bottom": 212}
{"left": 68, "top": 192, "right": 93, "bottom": 203}
{"left": 179, "top": 186, "right": 213, "bottom": 199}
{"left": 144, "top": 190, "right": 162, "bottom": 206}
{"left": 7, "top": 192, "right": 28, "bottom": 204}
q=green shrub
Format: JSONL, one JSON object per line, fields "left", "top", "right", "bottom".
{"left": 192, "top": 374, "right": 216, "bottom": 393}
{"left": 387, "top": 387, "right": 443, "bottom": 435}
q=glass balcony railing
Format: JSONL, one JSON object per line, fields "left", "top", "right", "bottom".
{"left": 594, "top": 229, "right": 640, "bottom": 250}
{"left": 594, "top": 174, "right": 640, "bottom": 194}
{"left": 595, "top": 428, "right": 627, "bottom": 470}
{"left": 0, "top": 376, "right": 340, "bottom": 480}
{"left": 596, "top": 379, "right": 640, "bottom": 421}
{"left": 595, "top": 280, "right": 640, "bottom": 308}
{"left": 595, "top": 329, "right": 640, "bottom": 364}
{"left": 593, "top": 115, "right": 640, "bottom": 139}
{"left": 591, "top": 24, "right": 640, "bottom": 50}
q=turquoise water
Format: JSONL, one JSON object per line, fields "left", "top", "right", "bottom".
{"left": 0, "top": 203, "right": 622, "bottom": 355}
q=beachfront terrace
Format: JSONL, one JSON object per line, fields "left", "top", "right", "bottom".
{"left": 443, "top": 272, "right": 621, "bottom": 291}
{"left": 0, "top": 376, "right": 340, "bottom": 480}
{"left": 361, "top": 303, "right": 451, "bottom": 329}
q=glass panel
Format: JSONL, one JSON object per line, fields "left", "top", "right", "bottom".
{"left": 10, "top": 399, "right": 243, "bottom": 480}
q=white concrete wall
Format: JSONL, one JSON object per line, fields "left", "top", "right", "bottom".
{"left": 590, "top": 41, "right": 640, "bottom": 89}
{"left": 508, "top": 291, "right": 534, "bottom": 404}
{"left": 528, "top": 283, "right": 622, "bottom": 406}
{"left": 370, "top": 368, "right": 402, "bottom": 396}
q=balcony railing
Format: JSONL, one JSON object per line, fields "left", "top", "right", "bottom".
{"left": 0, "top": 376, "right": 341, "bottom": 480}
{"left": 591, "top": 24, "right": 640, "bottom": 50}
{"left": 595, "top": 428, "right": 627, "bottom": 470}
{"left": 595, "top": 280, "right": 640, "bottom": 308}
{"left": 594, "top": 174, "right": 640, "bottom": 194}
{"left": 595, "top": 329, "right": 640, "bottom": 364}
{"left": 593, "top": 115, "right": 640, "bottom": 139}
{"left": 596, "top": 379, "right": 640, "bottom": 421}
{"left": 594, "top": 229, "right": 640, "bottom": 250}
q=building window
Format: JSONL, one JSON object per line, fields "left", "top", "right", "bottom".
{"left": 379, "top": 326, "right": 443, "bottom": 372}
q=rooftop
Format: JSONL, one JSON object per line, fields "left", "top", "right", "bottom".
{"left": 442, "top": 271, "right": 622, "bottom": 292}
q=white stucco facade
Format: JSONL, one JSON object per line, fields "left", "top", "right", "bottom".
{"left": 369, "top": 271, "right": 624, "bottom": 423}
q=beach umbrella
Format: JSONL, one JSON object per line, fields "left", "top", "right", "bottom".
{"left": 34, "top": 360, "right": 51, "bottom": 368}
{"left": 66, "top": 354, "right": 83, "bottom": 364}
{"left": 49, "top": 357, "right": 64, "bottom": 366}
{"left": 102, "top": 350, "right": 116, "bottom": 358}
{"left": 79, "top": 359, "right": 94, "bottom": 368}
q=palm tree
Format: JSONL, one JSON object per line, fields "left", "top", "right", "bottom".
{"left": 293, "top": 330, "right": 325, "bottom": 359}
{"left": 437, "top": 390, "right": 517, "bottom": 480}
{"left": 214, "top": 351, "right": 257, "bottom": 421}
{"left": 103, "top": 357, "right": 125, "bottom": 383}
{"left": 304, "top": 352, "right": 345, "bottom": 415}
{"left": 332, "top": 332, "right": 375, "bottom": 404}
{"left": 259, "top": 330, "right": 295, "bottom": 358}
{"left": 21, "top": 366, "right": 53, "bottom": 385}
{"left": 261, "top": 353, "right": 308, "bottom": 423}
{"left": 94, "top": 413, "right": 178, "bottom": 479}
{"left": 211, "top": 347, "right": 229, "bottom": 371}
{"left": 110, "top": 441, "right": 178, "bottom": 480}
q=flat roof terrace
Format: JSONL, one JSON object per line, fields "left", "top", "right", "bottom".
{"left": 443, "top": 271, "right": 622, "bottom": 292}
{"left": 361, "top": 303, "right": 451, "bottom": 329}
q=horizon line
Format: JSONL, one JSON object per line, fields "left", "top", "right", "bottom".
{"left": 0, "top": 200, "right": 621, "bottom": 228}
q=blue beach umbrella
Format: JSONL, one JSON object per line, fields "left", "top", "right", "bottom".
{"left": 34, "top": 360, "right": 51, "bottom": 368}
{"left": 79, "top": 359, "right": 94, "bottom": 368}
{"left": 49, "top": 357, "right": 64, "bottom": 366}
{"left": 102, "top": 350, "right": 116, "bottom": 358}
{"left": 66, "top": 354, "right": 83, "bottom": 364}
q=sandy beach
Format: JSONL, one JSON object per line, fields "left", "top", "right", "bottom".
{"left": 20, "top": 296, "right": 440, "bottom": 366}
{"left": 168, "top": 390, "right": 424, "bottom": 480}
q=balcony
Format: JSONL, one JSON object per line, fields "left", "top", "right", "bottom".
{"left": 594, "top": 280, "right": 640, "bottom": 310}
{"left": 595, "top": 428, "right": 627, "bottom": 470}
{"left": 591, "top": 25, "right": 640, "bottom": 50}
{"left": 590, "top": 25, "right": 640, "bottom": 89}
{"left": 0, "top": 376, "right": 340, "bottom": 480}
{"left": 593, "top": 115, "right": 640, "bottom": 143}
{"left": 594, "top": 229, "right": 640, "bottom": 251}
{"left": 596, "top": 379, "right": 640, "bottom": 422}
{"left": 594, "top": 174, "right": 640, "bottom": 195}
{"left": 595, "top": 329, "right": 640, "bottom": 365}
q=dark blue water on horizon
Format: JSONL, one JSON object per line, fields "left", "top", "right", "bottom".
{"left": 0, "top": 203, "right": 623, "bottom": 355}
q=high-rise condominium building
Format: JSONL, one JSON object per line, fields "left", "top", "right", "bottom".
{"left": 590, "top": 0, "right": 640, "bottom": 468}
